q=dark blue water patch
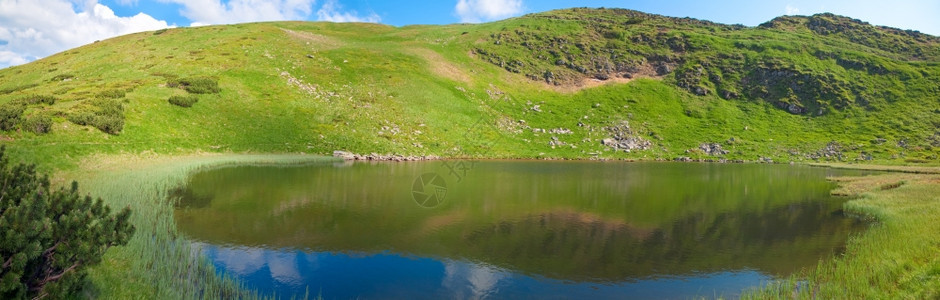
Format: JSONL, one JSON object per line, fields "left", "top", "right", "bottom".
{"left": 198, "top": 243, "right": 772, "bottom": 300}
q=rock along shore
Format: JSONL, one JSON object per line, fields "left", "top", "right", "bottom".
{"left": 333, "top": 150, "right": 440, "bottom": 162}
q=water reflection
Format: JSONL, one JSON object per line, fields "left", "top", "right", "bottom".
{"left": 441, "top": 261, "right": 505, "bottom": 300}
{"left": 198, "top": 243, "right": 772, "bottom": 300}
{"left": 174, "top": 161, "right": 873, "bottom": 299}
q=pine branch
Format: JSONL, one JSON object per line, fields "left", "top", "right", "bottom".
{"left": 39, "top": 262, "right": 80, "bottom": 285}
{"left": 28, "top": 261, "right": 81, "bottom": 293}
{"left": 30, "top": 291, "right": 47, "bottom": 300}
{"left": 40, "top": 241, "right": 62, "bottom": 258}
{"left": 2, "top": 256, "right": 13, "bottom": 269}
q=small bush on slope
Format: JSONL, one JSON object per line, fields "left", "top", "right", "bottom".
{"left": 168, "top": 95, "right": 198, "bottom": 107}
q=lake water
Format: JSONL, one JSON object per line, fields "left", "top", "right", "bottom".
{"left": 172, "top": 161, "right": 872, "bottom": 299}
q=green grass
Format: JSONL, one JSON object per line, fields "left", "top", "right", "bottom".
{"left": 812, "top": 162, "right": 940, "bottom": 174}
{"left": 745, "top": 171, "right": 940, "bottom": 298}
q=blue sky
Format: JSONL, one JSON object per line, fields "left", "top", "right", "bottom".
{"left": 98, "top": 0, "right": 940, "bottom": 30}
{"left": 1, "top": 0, "right": 939, "bottom": 68}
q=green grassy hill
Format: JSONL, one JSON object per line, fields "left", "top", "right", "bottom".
{"left": 1, "top": 8, "right": 938, "bottom": 169}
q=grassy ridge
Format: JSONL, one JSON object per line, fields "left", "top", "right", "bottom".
{"left": 0, "top": 8, "right": 937, "bottom": 172}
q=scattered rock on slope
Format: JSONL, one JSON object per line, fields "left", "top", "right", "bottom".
{"left": 601, "top": 121, "right": 652, "bottom": 152}
{"left": 807, "top": 141, "right": 844, "bottom": 160}
{"left": 698, "top": 143, "right": 729, "bottom": 156}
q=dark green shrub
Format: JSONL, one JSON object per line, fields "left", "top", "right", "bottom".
{"left": 182, "top": 78, "right": 220, "bottom": 94}
{"left": 36, "top": 95, "right": 56, "bottom": 105}
{"left": 153, "top": 28, "right": 168, "bottom": 35}
{"left": 90, "top": 99, "right": 124, "bottom": 134}
{"left": 66, "top": 99, "right": 124, "bottom": 134}
{"left": 22, "top": 113, "right": 53, "bottom": 134}
{"left": 0, "top": 83, "right": 38, "bottom": 95}
{"left": 17, "top": 95, "right": 56, "bottom": 105}
{"left": 96, "top": 90, "right": 125, "bottom": 99}
{"left": 91, "top": 98, "right": 123, "bottom": 114}
{"left": 168, "top": 95, "right": 198, "bottom": 107}
{"left": 169, "top": 77, "right": 220, "bottom": 94}
{"left": 66, "top": 110, "right": 95, "bottom": 127}
{"left": 166, "top": 78, "right": 180, "bottom": 88}
{"left": 93, "top": 114, "right": 124, "bottom": 134}
{"left": 0, "top": 146, "right": 134, "bottom": 299}
{"left": 0, "top": 103, "right": 25, "bottom": 131}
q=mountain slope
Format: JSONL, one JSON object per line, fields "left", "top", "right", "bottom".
{"left": 0, "top": 8, "right": 938, "bottom": 168}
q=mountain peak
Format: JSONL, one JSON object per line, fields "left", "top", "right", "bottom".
{"left": 759, "top": 13, "right": 940, "bottom": 60}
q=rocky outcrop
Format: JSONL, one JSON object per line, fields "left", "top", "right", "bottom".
{"left": 697, "top": 143, "right": 729, "bottom": 156}
{"left": 332, "top": 150, "right": 355, "bottom": 160}
{"left": 601, "top": 121, "right": 652, "bottom": 152}
{"left": 549, "top": 136, "right": 566, "bottom": 148}
{"left": 929, "top": 131, "right": 940, "bottom": 147}
{"left": 601, "top": 137, "right": 651, "bottom": 151}
{"left": 741, "top": 63, "right": 852, "bottom": 116}
{"left": 672, "top": 157, "right": 747, "bottom": 163}
{"left": 807, "top": 142, "right": 844, "bottom": 160}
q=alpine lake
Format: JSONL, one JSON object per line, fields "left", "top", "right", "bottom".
{"left": 171, "top": 160, "right": 877, "bottom": 299}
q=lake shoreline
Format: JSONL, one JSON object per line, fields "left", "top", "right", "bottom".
{"left": 65, "top": 153, "right": 341, "bottom": 299}
{"left": 745, "top": 168, "right": 940, "bottom": 298}
{"left": 48, "top": 152, "right": 940, "bottom": 299}
{"left": 330, "top": 149, "right": 931, "bottom": 166}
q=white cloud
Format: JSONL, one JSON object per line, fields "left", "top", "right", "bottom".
{"left": 161, "top": 0, "right": 317, "bottom": 26}
{"left": 442, "top": 260, "right": 506, "bottom": 299}
{"left": 209, "top": 245, "right": 266, "bottom": 276}
{"left": 0, "top": 50, "right": 29, "bottom": 67}
{"left": 0, "top": 0, "right": 170, "bottom": 68}
{"left": 316, "top": 0, "right": 380, "bottom": 23}
{"left": 266, "top": 251, "right": 303, "bottom": 285}
{"left": 785, "top": 4, "right": 800, "bottom": 15}
{"left": 163, "top": 0, "right": 378, "bottom": 26}
{"left": 455, "top": 0, "right": 523, "bottom": 23}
